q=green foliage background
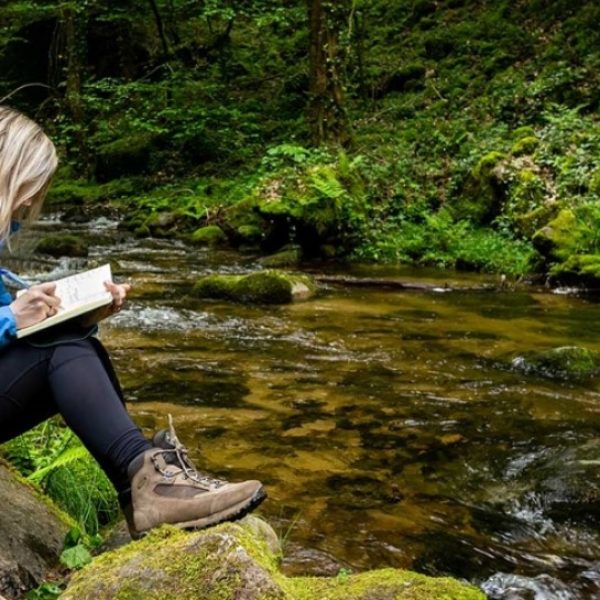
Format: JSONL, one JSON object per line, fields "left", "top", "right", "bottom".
{"left": 1, "top": 0, "right": 599, "bottom": 277}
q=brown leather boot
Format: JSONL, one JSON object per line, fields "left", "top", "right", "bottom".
{"left": 124, "top": 418, "right": 266, "bottom": 539}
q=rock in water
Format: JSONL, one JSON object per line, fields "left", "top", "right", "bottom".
{"left": 192, "top": 270, "right": 316, "bottom": 304}
{"left": 63, "top": 516, "right": 485, "bottom": 600}
{"left": 512, "top": 346, "right": 599, "bottom": 380}
{"left": 0, "top": 460, "right": 72, "bottom": 599}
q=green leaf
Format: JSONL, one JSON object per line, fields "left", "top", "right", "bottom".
{"left": 28, "top": 446, "right": 88, "bottom": 484}
{"left": 60, "top": 544, "right": 92, "bottom": 570}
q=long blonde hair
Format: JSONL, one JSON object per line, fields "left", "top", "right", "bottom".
{"left": 0, "top": 106, "right": 58, "bottom": 247}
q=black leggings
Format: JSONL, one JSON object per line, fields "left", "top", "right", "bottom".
{"left": 0, "top": 338, "right": 151, "bottom": 496}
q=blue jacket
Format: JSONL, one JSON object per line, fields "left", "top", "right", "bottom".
{"left": 0, "top": 277, "right": 17, "bottom": 349}
{"left": 0, "top": 222, "right": 21, "bottom": 349}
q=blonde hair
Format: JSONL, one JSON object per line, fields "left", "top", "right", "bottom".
{"left": 0, "top": 105, "right": 58, "bottom": 247}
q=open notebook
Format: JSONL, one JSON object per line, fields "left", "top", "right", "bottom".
{"left": 16, "top": 264, "right": 113, "bottom": 339}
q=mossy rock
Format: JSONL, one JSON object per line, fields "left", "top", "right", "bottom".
{"left": 62, "top": 516, "right": 484, "bottom": 600}
{"left": 550, "top": 253, "right": 600, "bottom": 281}
{"left": 259, "top": 247, "right": 302, "bottom": 268}
{"left": 36, "top": 234, "right": 89, "bottom": 258}
{"left": 0, "top": 459, "right": 74, "bottom": 598}
{"left": 192, "top": 270, "right": 316, "bottom": 304}
{"left": 512, "top": 346, "right": 599, "bottom": 380}
{"left": 237, "top": 224, "right": 263, "bottom": 245}
{"left": 146, "top": 212, "right": 183, "bottom": 238}
{"left": 511, "top": 136, "right": 539, "bottom": 156}
{"left": 190, "top": 225, "right": 228, "bottom": 247}
{"left": 512, "top": 203, "right": 558, "bottom": 238}
{"left": 222, "top": 198, "right": 263, "bottom": 231}
{"left": 532, "top": 209, "right": 577, "bottom": 259}
{"left": 452, "top": 151, "right": 508, "bottom": 224}
{"left": 96, "top": 133, "right": 159, "bottom": 182}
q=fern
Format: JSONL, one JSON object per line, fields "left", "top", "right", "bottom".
{"left": 28, "top": 446, "right": 89, "bottom": 484}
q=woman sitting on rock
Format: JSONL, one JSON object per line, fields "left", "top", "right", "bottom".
{"left": 0, "top": 105, "right": 266, "bottom": 538}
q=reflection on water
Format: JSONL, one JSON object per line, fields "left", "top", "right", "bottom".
{"left": 10, "top": 217, "right": 600, "bottom": 599}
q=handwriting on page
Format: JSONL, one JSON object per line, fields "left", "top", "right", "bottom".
{"left": 54, "top": 264, "right": 112, "bottom": 311}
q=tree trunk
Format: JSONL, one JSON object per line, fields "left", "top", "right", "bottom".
{"left": 61, "top": 3, "right": 92, "bottom": 177}
{"left": 147, "top": 0, "right": 171, "bottom": 59}
{"left": 307, "top": 0, "right": 350, "bottom": 146}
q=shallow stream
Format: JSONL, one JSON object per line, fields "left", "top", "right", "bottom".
{"left": 7, "top": 216, "right": 600, "bottom": 599}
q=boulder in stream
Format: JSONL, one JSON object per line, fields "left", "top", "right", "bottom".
{"left": 512, "top": 346, "right": 599, "bottom": 380}
{"left": 0, "top": 459, "right": 73, "bottom": 599}
{"left": 62, "top": 516, "right": 484, "bottom": 600}
{"left": 35, "top": 234, "right": 89, "bottom": 258}
{"left": 190, "top": 225, "right": 229, "bottom": 247}
{"left": 192, "top": 270, "right": 316, "bottom": 304}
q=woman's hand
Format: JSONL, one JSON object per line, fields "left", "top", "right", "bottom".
{"left": 10, "top": 282, "right": 61, "bottom": 329}
{"left": 78, "top": 281, "right": 131, "bottom": 327}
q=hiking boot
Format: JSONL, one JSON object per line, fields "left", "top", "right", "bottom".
{"left": 124, "top": 417, "right": 266, "bottom": 539}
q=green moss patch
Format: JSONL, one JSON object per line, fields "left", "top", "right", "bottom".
{"left": 192, "top": 270, "right": 316, "bottom": 304}
{"left": 62, "top": 518, "right": 484, "bottom": 600}
{"left": 36, "top": 235, "right": 89, "bottom": 258}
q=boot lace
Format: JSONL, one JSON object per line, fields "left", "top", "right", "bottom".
{"left": 151, "top": 415, "right": 226, "bottom": 489}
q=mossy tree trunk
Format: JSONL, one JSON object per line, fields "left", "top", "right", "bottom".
{"left": 307, "top": 0, "right": 351, "bottom": 147}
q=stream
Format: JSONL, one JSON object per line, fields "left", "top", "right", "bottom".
{"left": 5, "top": 215, "right": 600, "bottom": 599}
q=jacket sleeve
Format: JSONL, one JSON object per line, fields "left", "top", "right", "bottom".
{"left": 0, "top": 305, "right": 17, "bottom": 348}
{"left": 0, "top": 279, "right": 17, "bottom": 348}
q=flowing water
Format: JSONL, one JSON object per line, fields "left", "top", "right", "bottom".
{"left": 6, "top": 216, "right": 600, "bottom": 599}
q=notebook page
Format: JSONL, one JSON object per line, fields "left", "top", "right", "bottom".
{"left": 53, "top": 264, "right": 112, "bottom": 311}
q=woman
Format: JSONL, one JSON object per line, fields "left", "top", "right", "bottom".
{"left": 0, "top": 106, "right": 265, "bottom": 538}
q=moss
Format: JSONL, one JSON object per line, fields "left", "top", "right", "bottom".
{"left": 512, "top": 204, "right": 558, "bottom": 238}
{"left": 0, "top": 457, "right": 76, "bottom": 531}
{"left": 190, "top": 225, "right": 228, "bottom": 247}
{"left": 63, "top": 519, "right": 484, "bottom": 600}
{"left": 191, "top": 270, "right": 316, "bottom": 304}
{"left": 471, "top": 151, "right": 507, "bottom": 181}
{"left": 287, "top": 569, "right": 485, "bottom": 600}
{"left": 36, "top": 234, "right": 89, "bottom": 258}
{"left": 237, "top": 224, "right": 263, "bottom": 244}
{"left": 46, "top": 178, "right": 142, "bottom": 206}
{"left": 590, "top": 168, "right": 600, "bottom": 196}
{"left": 259, "top": 247, "right": 302, "bottom": 268}
{"left": 63, "top": 521, "right": 286, "bottom": 600}
{"left": 532, "top": 208, "right": 577, "bottom": 258}
{"left": 513, "top": 346, "right": 599, "bottom": 380}
{"left": 452, "top": 151, "right": 507, "bottom": 224}
{"left": 222, "top": 198, "right": 262, "bottom": 230}
{"left": 511, "top": 136, "right": 539, "bottom": 156}
{"left": 96, "top": 133, "right": 159, "bottom": 182}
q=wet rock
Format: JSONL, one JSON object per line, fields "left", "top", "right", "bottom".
{"left": 259, "top": 246, "right": 302, "bottom": 268}
{"left": 62, "top": 516, "right": 484, "bottom": 600}
{"left": 512, "top": 346, "right": 599, "bottom": 380}
{"left": 0, "top": 460, "right": 72, "bottom": 599}
{"left": 35, "top": 234, "right": 88, "bottom": 257}
{"left": 146, "top": 211, "right": 182, "bottom": 237}
{"left": 192, "top": 270, "right": 316, "bottom": 304}
{"left": 190, "top": 225, "right": 228, "bottom": 247}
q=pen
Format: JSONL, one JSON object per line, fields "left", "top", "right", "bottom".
{"left": 0, "top": 268, "right": 31, "bottom": 290}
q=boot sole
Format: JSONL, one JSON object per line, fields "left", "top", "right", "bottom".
{"left": 181, "top": 485, "right": 268, "bottom": 531}
{"left": 132, "top": 485, "right": 267, "bottom": 539}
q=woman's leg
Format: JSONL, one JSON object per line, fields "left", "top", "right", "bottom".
{"left": 0, "top": 339, "right": 151, "bottom": 496}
